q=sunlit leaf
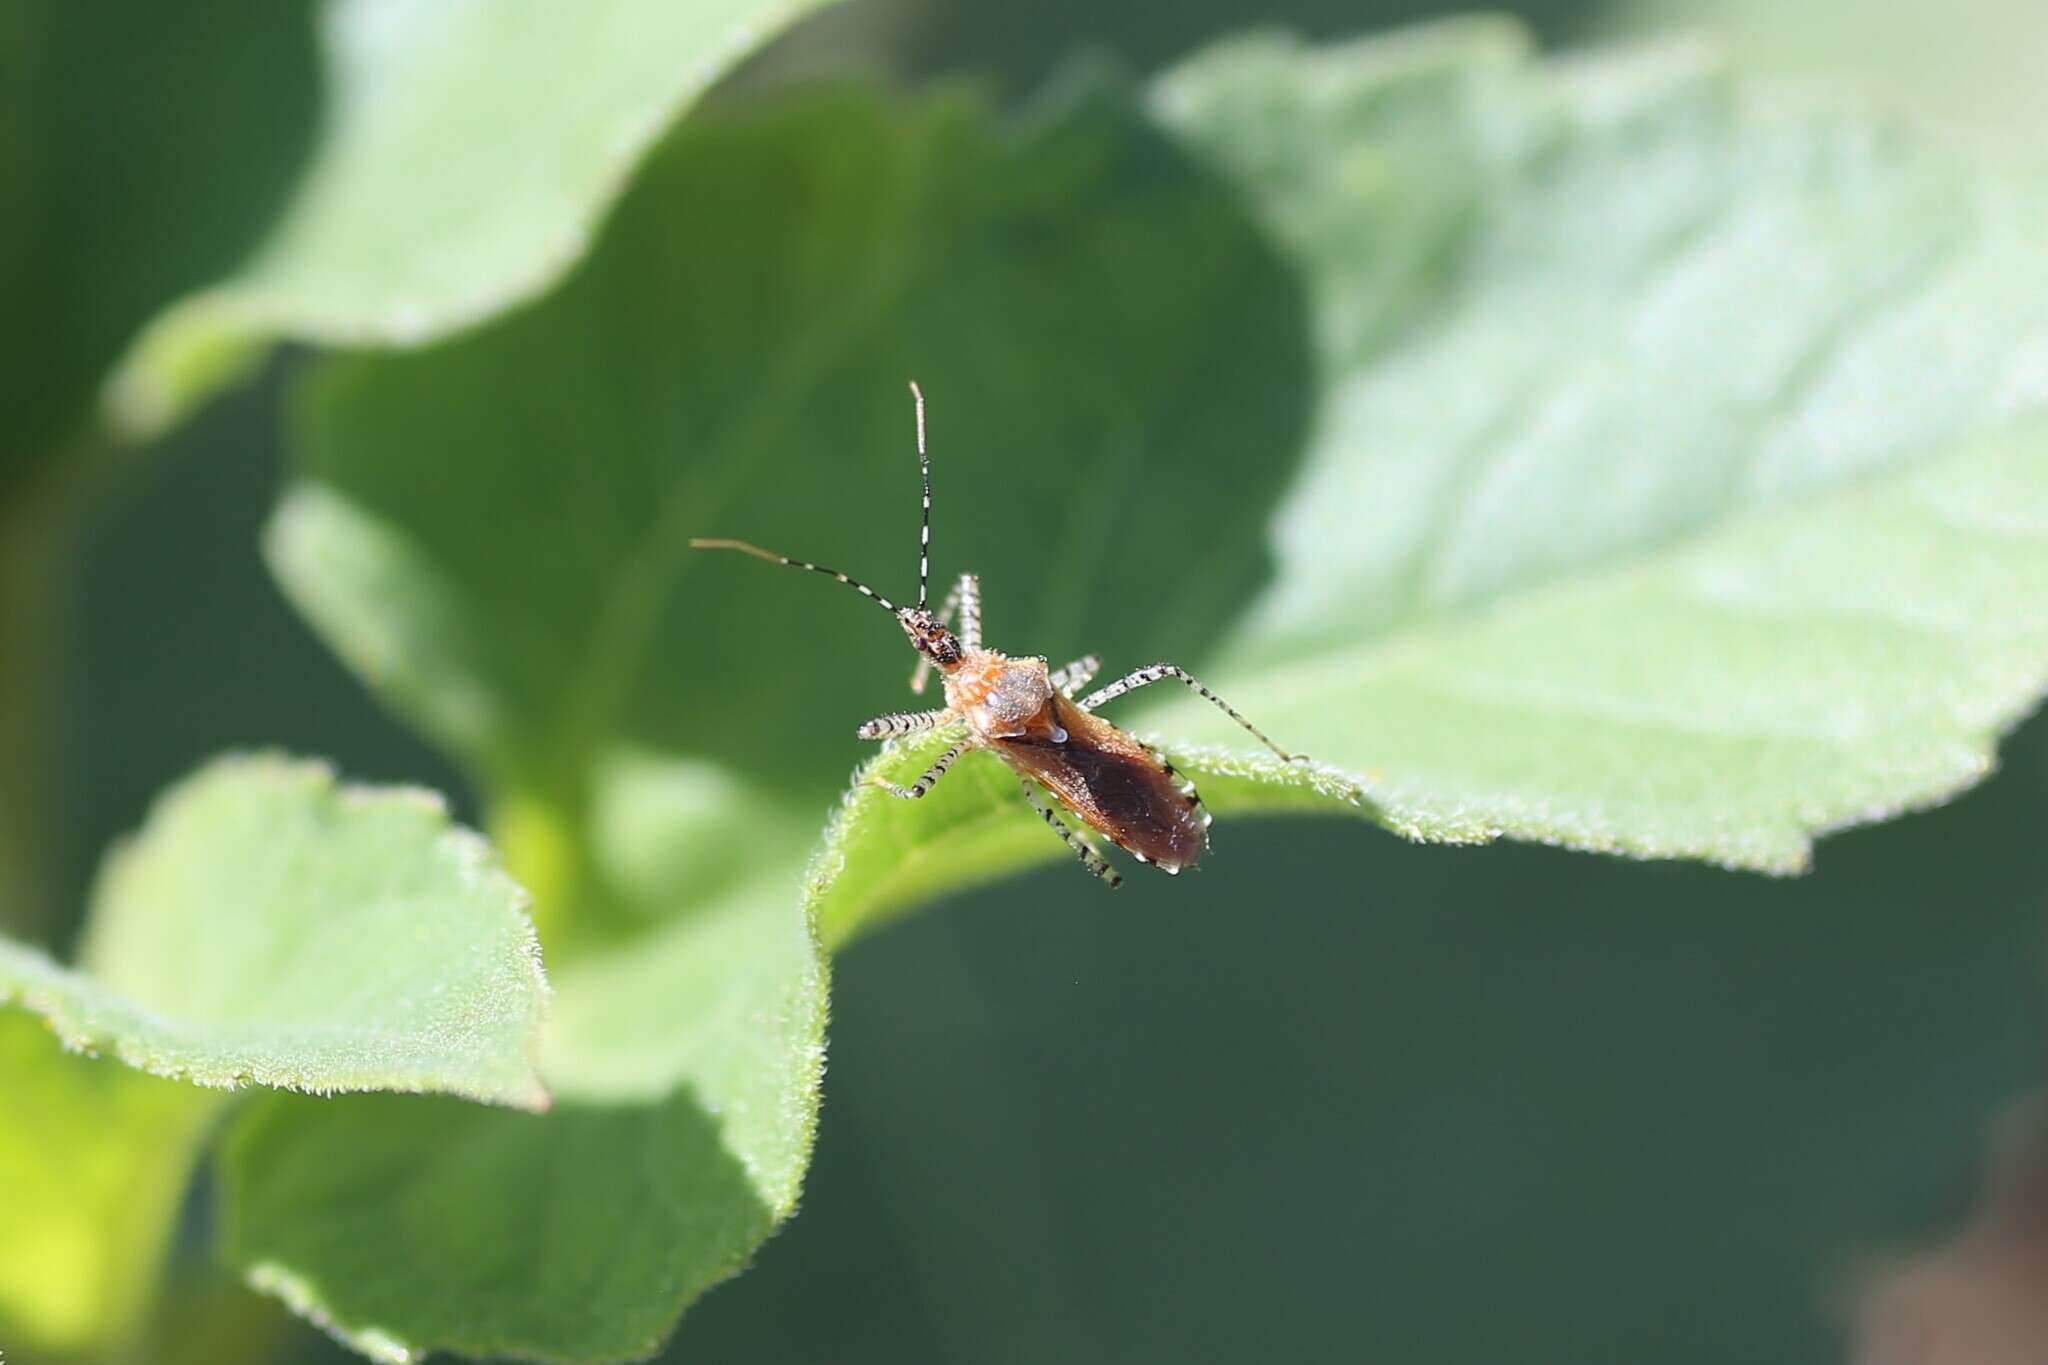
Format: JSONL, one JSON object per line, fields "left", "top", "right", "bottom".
{"left": 755, "top": 23, "right": 2048, "bottom": 944}
{"left": 218, "top": 754, "right": 825, "bottom": 1364}
{"left": 109, "top": 0, "right": 844, "bottom": 435}
{"left": 1142, "top": 27, "right": 2048, "bottom": 872}
{"left": 744, "top": 19, "right": 2048, "bottom": 949}
{"left": 0, "top": 753, "right": 548, "bottom": 1107}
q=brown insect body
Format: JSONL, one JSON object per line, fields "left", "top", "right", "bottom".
{"left": 940, "top": 648, "right": 1208, "bottom": 872}
{"left": 993, "top": 693, "right": 1209, "bottom": 871}
{"left": 691, "top": 383, "right": 1299, "bottom": 888}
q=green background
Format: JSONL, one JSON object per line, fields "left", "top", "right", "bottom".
{"left": 14, "top": 0, "right": 2048, "bottom": 1361}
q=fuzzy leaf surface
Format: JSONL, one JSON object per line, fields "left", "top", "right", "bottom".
{"left": 1139, "top": 26, "right": 2048, "bottom": 873}
{"left": 218, "top": 757, "right": 825, "bottom": 1364}
{"left": 0, "top": 753, "right": 548, "bottom": 1107}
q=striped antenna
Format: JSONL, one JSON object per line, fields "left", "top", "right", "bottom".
{"left": 688, "top": 538, "right": 899, "bottom": 613}
{"left": 910, "top": 380, "right": 931, "bottom": 609}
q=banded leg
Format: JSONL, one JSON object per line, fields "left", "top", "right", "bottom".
{"left": 1017, "top": 776, "right": 1122, "bottom": 888}
{"left": 911, "top": 571, "right": 983, "bottom": 693}
{"left": 856, "top": 708, "right": 953, "bottom": 742}
{"left": 954, "top": 572, "right": 982, "bottom": 650}
{"left": 1048, "top": 653, "right": 1101, "bottom": 696}
{"left": 1078, "top": 663, "right": 1300, "bottom": 762}
{"left": 868, "top": 738, "right": 969, "bottom": 799}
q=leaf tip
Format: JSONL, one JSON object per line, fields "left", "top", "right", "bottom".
{"left": 102, "top": 291, "right": 266, "bottom": 441}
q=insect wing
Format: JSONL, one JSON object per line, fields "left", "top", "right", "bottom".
{"left": 993, "top": 696, "right": 1206, "bottom": 870}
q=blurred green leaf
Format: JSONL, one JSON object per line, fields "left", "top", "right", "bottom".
{"left": 0, "top": 753, "right": 548, "bottom": 1107}
{"left": 0, "top": 1010, "right": 218, "bottom": 1357}
{"left": 109, "top": 0, "right": 845, "bottom": 436}
{"left": 218, "top": 754, "right": 826, "bottom": 1364}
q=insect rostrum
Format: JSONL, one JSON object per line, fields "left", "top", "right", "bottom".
{"left": 691, "top": 384, "right": 1302, "bottom": 886}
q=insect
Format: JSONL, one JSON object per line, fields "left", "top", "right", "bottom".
{"left": 690, "top": 384, "right": 1302, "bottom": 886}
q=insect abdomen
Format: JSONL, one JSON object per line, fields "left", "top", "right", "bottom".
{"left": 994, "top": 696, "right": 1206, "bottom": 871}
{"left": 1062, "top": 744, "right": 1206, "bottom": 867}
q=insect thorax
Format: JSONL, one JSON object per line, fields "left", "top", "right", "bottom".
{"left": 947, "top": 652, "right": 1056, "bottom": 740}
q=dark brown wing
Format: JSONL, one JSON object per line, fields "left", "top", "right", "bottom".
{"left": 991, "top": 693, "right": 1207, "bottom": 871}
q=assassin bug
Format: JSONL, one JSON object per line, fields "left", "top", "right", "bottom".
{"left": 690, "top": 384, "right": 1302, "bottom": 887}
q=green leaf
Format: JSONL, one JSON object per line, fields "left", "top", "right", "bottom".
{"left": 783, "top": 24, "right": 2048, "bottom": 940}
{"left": 0, "top": 752, "right": 549, "bottom": 1108}
{"left": 783, "top": 22, "right": 2048, "bottom": 945}
{"left": 1153, "top": 422, "right": 2048, "bottom": 871}
{"left": 108, "top": 0, "right": 844, "bottom": 436}
{"left": 218, "top": 754, "right": 826, "bottom": 1364}
{"left": 809, "top": 727, "right": 1382, "bottom": 949}
{"left": 1140, "top": 27, "right": 2048, "bottom": 872}
{"left": 753, "top": 23, "right": 2048, "bottom": 943}
{"left": 0, "top": 1010, "right": 219, "bottom": 1356}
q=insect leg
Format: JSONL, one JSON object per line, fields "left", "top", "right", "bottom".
{"left": 910, "top": 571, "right": 982, "bottom": 693}
{"left": 856, "top": 708, "right": 953, "bottom": 741}
{"left": 955, "top": 572, "right": 982, "bottom": 650}
{"left": 1047, "top": 653, "right": 1101, "bottom": 696}
{"left": 868, "top": 738, "right": 969, "bottom": 799}
{"left": 1077, "top": 663, "right": 1301, "bottom": 762}
{"left": 1016, "top": 776, "right": 1122, "bottom": 888}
